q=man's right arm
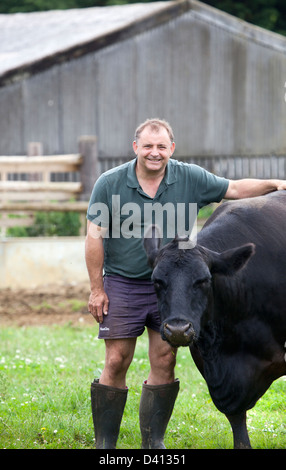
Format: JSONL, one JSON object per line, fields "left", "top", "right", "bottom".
{"left": 85, "top": 220, "right": 109, "bottom": 323}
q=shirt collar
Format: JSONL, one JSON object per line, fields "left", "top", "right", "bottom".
{"left": 127, "top": 158, "right": 139, "bottom": 188}
{"left": 127, "top": 158, "right": 177, "bottom": 188}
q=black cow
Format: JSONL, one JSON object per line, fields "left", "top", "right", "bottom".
{"left": 144, "top": 191, "right": 286, "bottom": 449}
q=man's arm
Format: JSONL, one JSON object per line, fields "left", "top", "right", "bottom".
{"left": 225, "top": 179, "right": 286, "bottom": 200}
{"left": 85, "top": 220, "right": 109, "bottom": 323}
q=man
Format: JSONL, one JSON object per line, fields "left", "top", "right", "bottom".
{"left": 85, "top": 118, "right": 286, "bottom": 449}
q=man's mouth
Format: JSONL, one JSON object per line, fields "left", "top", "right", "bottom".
{"left": 146, "top": 157, "right": 162, "bottom": 162}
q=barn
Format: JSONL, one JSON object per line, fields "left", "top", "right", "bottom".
{"left": 1, "top": 0, "right": 286, "bottom": 196}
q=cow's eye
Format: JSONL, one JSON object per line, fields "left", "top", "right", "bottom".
{"left": 193, "top": 277, "right": 211, "bottom": 289}
{"left": 153, "top": 279, "right": 165, "bottom": 291}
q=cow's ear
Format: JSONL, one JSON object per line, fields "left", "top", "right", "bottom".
{"left": 209, "top": 243, "right": 255, "bottom": 276}
{"left": 143, "top": 225, "right": 162, "bottom": 268}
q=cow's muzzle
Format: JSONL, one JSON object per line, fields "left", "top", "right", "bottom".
{"left": 162, "top": 321, "right": 195, "bottom": 347}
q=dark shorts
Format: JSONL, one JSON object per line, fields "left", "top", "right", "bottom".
{"left": 98, "top": 275, "right": 161, "bottom": 339}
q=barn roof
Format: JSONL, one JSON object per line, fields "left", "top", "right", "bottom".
{"left": 0, "top": 1, "right": 190, "bottom": 85}
{"left": 1, "top": 0, "right": 286, "bottom": 87}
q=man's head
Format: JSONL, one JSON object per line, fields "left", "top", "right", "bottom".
{"left": 133, "top": 118, "right": 175, "bottom": 176}
{"left": 134, "top": 118, "right": 174, "bottom": 144}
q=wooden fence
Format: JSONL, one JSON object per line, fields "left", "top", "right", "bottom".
{"left": 0, "top": 136, "right": 98, "bottom": 237}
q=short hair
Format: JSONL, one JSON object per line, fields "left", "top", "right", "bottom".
{"left": 134, "top": 118, "right": 174, "bottom": 143}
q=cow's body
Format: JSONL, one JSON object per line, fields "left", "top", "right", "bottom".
{"left": 144, "top": 191, "right": 286, "bottom": 448}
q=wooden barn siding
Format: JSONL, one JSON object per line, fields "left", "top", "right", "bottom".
{"left": 1, "top": 6, "right": 286, "bottom": 183}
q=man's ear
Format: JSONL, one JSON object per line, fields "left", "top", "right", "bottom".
{"left": 132, "top": 140, "right": 138, "bottom": 155}
{"left": 143, "top": 225, "right": 162, "bottom": 268}
{"left": 208, "top": 243, "right": 255, "bottom": 276}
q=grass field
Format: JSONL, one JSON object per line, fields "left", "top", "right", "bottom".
{"left": 0, "top": 324, "right": 285, "bottom": 450}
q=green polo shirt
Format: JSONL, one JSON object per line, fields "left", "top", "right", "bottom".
{"left": 87, "top": 158, "right": 229, "bottom": 279}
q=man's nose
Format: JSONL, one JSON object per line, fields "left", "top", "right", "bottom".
{"left": 151, "top": 147, "right": 160, "bottom": 155}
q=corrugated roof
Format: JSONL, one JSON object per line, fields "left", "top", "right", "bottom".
{"left": 0, "top": 1, "right": 187, "bottom": 80}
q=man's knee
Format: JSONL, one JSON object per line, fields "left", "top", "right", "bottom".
{"left": 104, "top": 339, "right": 136, "bottom": 378}
{"left": 158, "top": 347, "right": 177, "bottom": 370}
{"left": 150, "top": 346, "right": 177, "bottom": 383}
{"left": 106, "top": 351, "right": 129, "bottom": 375}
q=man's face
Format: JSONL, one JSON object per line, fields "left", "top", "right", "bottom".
{"left": 133, "top": 126, "right": 175, "bottom": 175}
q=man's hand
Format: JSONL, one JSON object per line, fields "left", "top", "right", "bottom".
{"left": 88, "top": 288, "right": 109, "bottom": 324}
{"left": 85, "top": 221, "right": 109, "bottom": 323}
{"left": 277, "top": 181, "right": 286, "bottom": 190}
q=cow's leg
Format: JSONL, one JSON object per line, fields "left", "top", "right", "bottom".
{"left": 226, "top": 411, "right": 252, "bottom": 449}
{"left": 189, "top": 344, "right": 205, "bottom": 377}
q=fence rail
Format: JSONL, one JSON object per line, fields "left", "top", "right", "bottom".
{"left": 0, "top": 139, "right": 97, "bottom": 236}
{"left": 0, "top": 154, "right": 82, "bottom": 174}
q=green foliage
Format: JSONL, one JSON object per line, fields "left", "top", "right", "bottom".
{"left": 0, "top": 0, "right": 162, "bottom": 13}
{"left": 204, "top": 0, "right": 286, "bottom": 36}
{"left": 7, "top": 211, "right": 81, "bottom": 237}
{"left": 27, "top": 211, "right": 81, "bottom": 236}
{"left": 197, "top": 204, "right": 215, "bottom": 220}
{"left": 0, "top": 0, "right": 92, "bottom": 14}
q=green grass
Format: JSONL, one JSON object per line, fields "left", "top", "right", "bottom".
{"left": 0, "top": 325, "right": 285, "bottom": 449}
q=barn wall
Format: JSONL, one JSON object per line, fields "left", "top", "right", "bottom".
{"left": 1, "top": 2, "right": 286, "bottom": 181}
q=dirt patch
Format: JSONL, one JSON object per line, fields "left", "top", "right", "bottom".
{"left": 0, "top": 282, "right": 96, "bottom": 327}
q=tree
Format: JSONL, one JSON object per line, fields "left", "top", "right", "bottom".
{"left": 203, "top": 0, "right": 286, "bottom": 36}
{"left": 0, "top": 0, "right": 100, "bottom": 14}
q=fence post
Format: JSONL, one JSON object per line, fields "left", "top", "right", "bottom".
{"left": 27, "top": 142, "right": 43, "bottom": 157}
{"left": 78, "top": 135, "right": 98, "bottom": 201}
{"left": 27, "top": 142, "right": 43, "bottom": 181}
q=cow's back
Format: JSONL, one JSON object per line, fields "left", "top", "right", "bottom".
{"left": 199, "top": 191, "right": 286, "bottom": 254}
{"left": 198, "top": 191, "right": 286, "bottom": 342}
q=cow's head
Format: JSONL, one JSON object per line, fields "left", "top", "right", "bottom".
{"left": 144, "top": 225, "right": 255, "bottom": 348}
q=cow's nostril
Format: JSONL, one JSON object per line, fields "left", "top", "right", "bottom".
{"left": 164, "top": 322, "right": 191, "bottom": 333}
{"left": 163, "top": 322, "right": 195, "bottom": 347}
